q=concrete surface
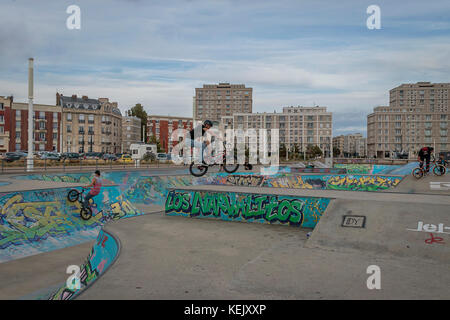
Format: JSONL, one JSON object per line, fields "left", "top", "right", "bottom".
{"left": 0, "top": 241, "right": 94, "bottom": 300}
{"left": 77, "top": 212, "right": 450, "bottom": 300}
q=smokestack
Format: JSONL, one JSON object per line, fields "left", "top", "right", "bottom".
{"left": 27, "top": 58, "right": 34, "bottom": 171}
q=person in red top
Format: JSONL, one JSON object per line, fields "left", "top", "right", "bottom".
{"left": 418, "top": 146, "right": 434, "bottom": 173}
{"left": 83, "top": 170, "right": 103, "bottom": 208}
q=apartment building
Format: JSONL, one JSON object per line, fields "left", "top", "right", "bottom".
{"left": 367, "top": 82, "right": 450, "bottom": 158}
{"left": 147, "top": 115, "right": 193, "bottom": 153}
{"left": 57, "top": 93, "right": 122, "bottom": 154}
{"left": 220, "top": 106, "right": 333, "bottom": 157}
{"left": 0, "top": 96, "right": 12, "bottom": 152}
{"left": 10, "top": 102, "right": 62, "bottom": 152}
{"left": 193, "top": 83, "right": 252, "bottom": 123}
{"left": 333, "top": 133, "right": 367, "bottom": 157}
{"left": 122, "top": 116, "right": 142, "bottom": 153}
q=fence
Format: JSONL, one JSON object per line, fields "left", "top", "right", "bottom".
{"left": 0, "top": 158, "right": 179, "bottom": 174}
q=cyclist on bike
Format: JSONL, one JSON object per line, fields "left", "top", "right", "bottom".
{"left": 437, "top": 153, "right": 448, "bottom": 175}
{"left": 418, "top": 146, "right": 434, "bottom": 173}
{"left": 83, "top": 170, "right": 103, "bottom": 208}
{"left": 186, "top": 120, "right": 213, "bottom": 163}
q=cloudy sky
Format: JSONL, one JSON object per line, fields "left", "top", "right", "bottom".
{"left": 1, "top": 0, "right": 450, "bottom": 136}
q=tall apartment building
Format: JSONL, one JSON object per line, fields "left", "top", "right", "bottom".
{"left": 147, "top": 115, "right": 193, "bottom": 153}
{"left": 367, "top": 82, "right": 449, "bottom": 158}
{"left": 220, "top": 106, "right": 333, "bottom": 157}
{"left": 333, "top": 133, "right": 367, "bottom": 157}
{"left": 122, "top": 116, "right": 142, "bottom": 153}
{"left": 193, "top": 83, "right": 252, "bottom": 123}
{"left": 57, "top": 94, "right": 122, "bottom": 154}
{"left": 0, "top": 96, "right": 13, "bottom": 152}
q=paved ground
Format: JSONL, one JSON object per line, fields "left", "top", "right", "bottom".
{"left": 77, "top": 212, "right": 450, "bottom": 300}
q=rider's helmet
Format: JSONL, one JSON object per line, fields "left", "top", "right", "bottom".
{"left": 203, "top": 120, "right": 213, "bottom": 128}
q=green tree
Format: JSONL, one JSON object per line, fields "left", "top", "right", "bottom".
{"left": 333, "top": 147, "right": 341, "bottom": 157}
{"left": 148, "top": 135, "right": 163, "bottom": 153}
{"left": 306, "top": 145, "right": 323, "bottom": 159}
{"left": 127, "top": 104, "right": 148, "bottom": 142}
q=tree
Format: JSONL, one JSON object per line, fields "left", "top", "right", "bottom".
{"left": 306, "top": 145, "right": 322, "bottom": 159}
{"left": 333, "top": 147, "right": 341, "bottom": 158}
{"left": 127, "top": 103, "right": 148, "bottom": 142}
{"left": 148, "top": 134, "right": 163, "bottom": 153}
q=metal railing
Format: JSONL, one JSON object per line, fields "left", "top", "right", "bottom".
{"left": 0, "top": 158, "right": 178, "bottom": 174}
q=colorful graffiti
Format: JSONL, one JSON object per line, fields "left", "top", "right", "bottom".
{"left": 222, "top": 175, "right": 266, "bottom": 187}
{"left": 49, "top": 229, "right": 119, "bottom": 300}
{"left": 0, "top": 186, "right": 142, "bottom": 263}
{"left": 265, "top": 174, "right": 402, "bottom": 191}
{"left": 165, "top": 190, "right": 330, "bottom": 228}
{"left": 334, "top": 164, "right": 372, "bottom": 174}
{"left": 290, "top": 168, "right": 347, "bottom": 174}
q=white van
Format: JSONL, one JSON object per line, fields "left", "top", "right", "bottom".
{"left": 130, "top": 143, "right": 157, "bottom": 160}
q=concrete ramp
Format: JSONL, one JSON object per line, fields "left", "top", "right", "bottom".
{"left": 0, "top": 186, "right": 143, "bottom": 263}
{"left": 307, "top": 198, "right": 450, "bottom": 263}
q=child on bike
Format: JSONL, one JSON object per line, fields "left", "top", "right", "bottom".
{"left": 437, "top": 153, "right": 447, "bottom": 175}
{"left": 84, "top": 170, "right": 103, "bottom": 208}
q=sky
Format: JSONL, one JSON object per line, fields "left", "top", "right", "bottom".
{"left": 1, "top": 0, "right": 450, "bottom": 136}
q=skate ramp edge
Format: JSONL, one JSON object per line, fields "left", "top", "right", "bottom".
{"left": 48, "top": 228, "right": 120, "bottom": 300}
{"left": 306, "top": 198, "right": 450, "bottom": 263}
{"left": 0, "top": 186, "right": 143, "bottom": 263}
{"left": 165, "top": 188, "right": 331, "bottom": 229}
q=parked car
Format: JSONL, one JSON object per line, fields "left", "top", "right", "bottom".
{"left": 156, "top": 153, "right": 168, "bottom": 161}
{"left": 119, "top": 154, "right": 133, "bottom": 163}
{"left": 61, "top": 152, "right": 80, "bottom": 160}
{"left": 40, "top": 152, "right": 61, "bottom": 161}
{"left": 15, "top": 151, "right": 28, "bottom": 158}
{"left": 4, "top": 152, "right": 22, "bottom": 162}
{"left": 103, "top": 153, "right": 118, "bottom": 161}
{"left": 85, "top": 152, "right": 104, "bottom": 160}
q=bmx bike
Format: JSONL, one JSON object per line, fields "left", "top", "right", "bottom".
{"left": 189, "top": 142, "right": 252, "bottom": 177}
{"left": 411, "top": 160, "right": 446, "bottom": 179}
{"left": 67, "top": 188, "right": 93, "bottom": 220}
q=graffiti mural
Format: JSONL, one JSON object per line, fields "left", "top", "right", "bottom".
{"left": 0, "top": 186, "right": 142, "bottom": 263}
{"left": 221, "top": 175, "right": 266, "bottom": 187}
{"left": 290, "top": 168, "right": 347, "bottom": 174}
{"left": 264, "top": 174, "right": 402, "bottom": 191}
{"left": 49, "top": 229, "right": 119, "bottom": 300}
{"left": 333, "top": 164, "right": 372, "bottom": 174}
{"left": 165, "top": 189, "right": 330, "bottom": 228}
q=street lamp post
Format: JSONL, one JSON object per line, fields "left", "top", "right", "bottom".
{"left": 27, "top": 58, "right": 34, "bottom": 172}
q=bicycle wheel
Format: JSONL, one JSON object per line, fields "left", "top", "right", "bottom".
{"left": 412, "top": 167, "right": 423, "bottom": 179}
{"left": 67, "top": 189, "right": 80, "bottom": 202}
{"left": 433, "top": 165, "right": 446, "bottom": 176}
{"left": 80, "top": 206, "right": 92, "bottom": 220}
{"left": 189, "top": 162, "right": 208, "bottom": 177}
{"left": 223, "top": 163, "right": 239, "bottom": 174}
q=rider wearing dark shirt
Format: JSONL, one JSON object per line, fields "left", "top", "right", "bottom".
{"left": 418, "top": 146, "right": 434, "bottom": 172}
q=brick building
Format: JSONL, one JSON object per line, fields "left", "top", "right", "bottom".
{"left": 147, "top": 115, "right": 193, "bottom": 153}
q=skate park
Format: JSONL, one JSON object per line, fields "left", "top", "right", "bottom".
{"left": 0, "top": 162, "right": 449, "bottom": 300}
